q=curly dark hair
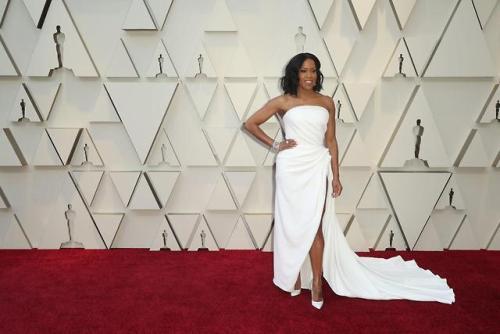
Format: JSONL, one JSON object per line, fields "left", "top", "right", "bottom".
{"left": 280, "top": 53, "right": 324, "bottom": 96}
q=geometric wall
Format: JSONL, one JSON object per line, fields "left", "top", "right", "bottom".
{"left": 0, "top": 0, "right": 498, "bottom": 251}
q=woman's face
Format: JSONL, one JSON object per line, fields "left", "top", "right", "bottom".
{"left": 298, "top": 58, "right": 317, "bottom": 92}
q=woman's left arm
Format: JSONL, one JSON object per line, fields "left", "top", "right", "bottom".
{"left": 325, "top": 97, "right": 343, "bottom": 198}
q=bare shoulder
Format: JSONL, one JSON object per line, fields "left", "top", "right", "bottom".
{"left": 319, "top": 93, "right": 335, "bottom": 111}
{"left": 267, "top": 95, "right": 288, "bottom": 111}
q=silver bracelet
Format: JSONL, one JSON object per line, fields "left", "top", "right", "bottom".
{"left": 271, "top": 140, "right": 281, "bottom": 153}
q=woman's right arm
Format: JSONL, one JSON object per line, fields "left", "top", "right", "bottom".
{"left": 243, "top": 97, "right": 296, "bottom": 151}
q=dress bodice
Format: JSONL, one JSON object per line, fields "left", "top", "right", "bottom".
{"left": 280, "top": 105, "right": 329, "bottom": 147}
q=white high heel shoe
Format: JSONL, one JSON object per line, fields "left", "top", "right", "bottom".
{"left": 311, "top": 298, "right": 324, "bottom": 309}
{"left": 311, "top": 282, "right": 323, "bottom": 309}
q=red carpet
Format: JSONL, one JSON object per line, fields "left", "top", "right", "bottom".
{"left": 0, "top": 250, "right": 498, "bottom": 333}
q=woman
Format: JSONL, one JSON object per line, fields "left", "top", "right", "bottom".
{"left": 245, "top": 53, "right": 455, "bottom": 310}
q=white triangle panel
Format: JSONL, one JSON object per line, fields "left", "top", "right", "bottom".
{"left": 72, "top": 171, "right": 104, "bottom": 205}
{"left": 449, "top": 217, "right": 481, "bottom": 249}
{"left": 308, "top": 0, "right": 335, "bottom": 29}
{"left": 346, "top": 217, "right": 370, "bottom": 251}
{"left": 168, "top": 214, "right": 199, "bottom": 249}
{"left": 349, "top": 0, "right": 376, "bottom": 29}
{"left": 322, "top": 78, "right": 338, "bottom": 96}
{"left": 110, "top": 213, "right": 165, "bottom": 248}
{"left": 332, "top": 170, "right": 371, "bottom": 214}
{"left": 225, "top": 217, "right": 254, "bottom": 250}
{"left": 245, "top": 85, "right": 270, "bottom": 122}
{"left": 357, "top": 174, "right": 387, "bottom": 209}
{"left": 389, "top": 0, "right": 417, "bottom": 29}
{"left": 164, "top": 88, "right": 218, "bottom": 166}
{"left": 209, "top": 38, "right": 255, "bottom": 77}
{"left": 46, "top": 128, "right": 80, "bottom": 165}
{"left": 245, "top": 214, "right": 273, "bottom": 249}
{"left": 22, "top": 0, "right": 46, "bottom": 26}
{"left": 122, "top": 0, "right": 156, "bottom": 30}
{"left": 414, "top": 210, "right": 465, "bottom": 250}
{"left": 204, "top": 212, "right": 239, "bottom": 249}
{"left": 8, "top": 127, "right": 44, "bottom": 165}
{"left": 335, "top": 125, "right": 356, "bottom": 165}
{"left": 89, "top": 173, "right": 127, "bottom": 213}
{"left": 380, "top": 172, "right": 450, "bottom": 249}
{"left": 355, "top": 210, "right": 391, "bottom": 248}
{"left": 0, "top": 38, "right": 17, "bottom": 76}
{"left": 25, "top": 82, "right": 60, "bottom": 121}
{"left": 146, "top": 0, "right": 173, "bottom": 30}
{"left": 106, "top": 82, "right": 177, "bottom": 163}
{"left": 147, "top": 171, "right": 179, "bottom": 208}
{"left": 422, "top": 81, "right": 493, "bottom": 163}
{"left": 225, "top": 171, "right": 256, "bottom": 207}
{"left": 32, "top": 130, "right": 62, "bottom": 166}
{"left": 0, "top": 131, "right": 21, "bottom": 166}
{"left": 425, "top": 0, "right": 495, "bottom": 77}
{"left": 459, "top": 129, "right": 491, "bottom": 167}
{"left": 0, "top": 213, "right": 31, "bottom": 249}
{"left": 242, "top": 168, "right": 275, "bottom": 214}
{"left": 203, "top": 85, "right": 241, "bottom": 127}
{"left": 93, "top": 213, "right": 124, "bottom": 248}
{"left": 128, "top": 173, "right": 160, "bottom": 210}
{"left": 224, "top": 79, "right": 257, "bottom": 120}
{"left": 205, "top": 127, "right": 237, "bottom": 163}
{"left": 204, "top": 0, "right": 237, "bottom": 32}
{"left": 473, "top": 0, "right": 498, "bottom": 28}
{"left": 343, "top": 82, "right": 375, "bottom": 121}
{"left": 225, "top": 132, "right": 256, "bottom": 167}
{"left": 184, "top": 79, "right": 218, "bottom": 120}
{"left": 109, "top": 171, "right": 141, "bottom": 206}
{"left": 105, "top": 39, "right": 138, "bottom": 78}
{"left": 342, "top": 131, "right": 372, "bottom": 167}
{"left": 206, "top": 175, "right": 237, "bottom": 210}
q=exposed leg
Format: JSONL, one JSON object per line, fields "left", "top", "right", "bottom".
{"left": 309, "top": 179, "right": 328, "bottom": 302}
{"left": 309, "top": 224, "right": 324, "bottom": 302}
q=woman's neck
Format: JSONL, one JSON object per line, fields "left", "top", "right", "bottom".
{"left": 296, "top": 88, "right": 316, "bottom": 99}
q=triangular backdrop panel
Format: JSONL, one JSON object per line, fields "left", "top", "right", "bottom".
{"left": 425, "top": 0, "right": 495, "bottom": 77}
{"left": 26, "top": 0, "right": 98, "bottom": 76}
{"left": 122, "top": 0, "right": 156, "bottom": 30}
{"left": 380, "top": 172, "right": 450, "bottom": 249}
{"left": 106, "top": 82, "right": 177, "bottom": 163}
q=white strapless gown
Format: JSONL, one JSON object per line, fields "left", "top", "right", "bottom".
{"left": 272, "top": 105, "right": 455, "bottom": 304}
